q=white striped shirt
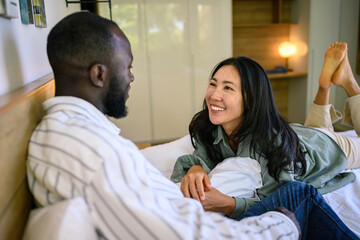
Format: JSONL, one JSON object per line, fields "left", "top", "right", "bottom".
{"left": 27, "top": 96, "right": 299, "bottom": 240}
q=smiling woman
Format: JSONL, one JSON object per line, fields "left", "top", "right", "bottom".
{"left": 171, "top": 56, "right": 299, "bottom": 193}
{"left": 171, "top": 48, "right": 360, "bottom": 222}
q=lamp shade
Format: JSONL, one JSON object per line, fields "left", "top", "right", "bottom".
{"left": 278, "top": 41, "right": 296, "bottom": 58}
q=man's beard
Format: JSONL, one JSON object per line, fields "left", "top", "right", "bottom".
{"left": 104, "top": 78, "right": 128, "bottom": 119}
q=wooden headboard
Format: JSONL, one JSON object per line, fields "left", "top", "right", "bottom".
{"left": 0, "top": 74, "right": 54, "bottom": 239}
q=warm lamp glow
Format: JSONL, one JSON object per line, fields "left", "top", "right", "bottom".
{"left": 278, "top": 41, "right": 297, "bottom": 58}
{"left": 293, "top": 41, "right": 308, "bottom": 57}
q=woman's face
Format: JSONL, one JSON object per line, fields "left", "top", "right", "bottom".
{"left": 205, "top": 65, "right": 244, "bottom": 136}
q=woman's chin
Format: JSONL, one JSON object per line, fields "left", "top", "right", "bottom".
{"left": 209, "top": 118, "right": 223, "bottom": 126}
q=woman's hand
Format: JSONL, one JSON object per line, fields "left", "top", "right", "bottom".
{"left": 181, "top": 165, "right": 212, "bottom": 201}
{"left": 201, "top": 187, "right": 236, "bottom": 216}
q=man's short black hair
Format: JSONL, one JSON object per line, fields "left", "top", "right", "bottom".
{"left": 47, "top": 11, "right": 119, "bottom": 78}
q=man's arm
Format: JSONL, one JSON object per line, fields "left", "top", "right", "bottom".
{"left": 84, "top": 140, "right": 300, "bottom": 240}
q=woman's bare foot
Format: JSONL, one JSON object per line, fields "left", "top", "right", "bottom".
{"left": 319, "top": 42, "right": 347, "bottom": 89}
{"left": 332, "top": 50, "right": 360, "bottom": 97}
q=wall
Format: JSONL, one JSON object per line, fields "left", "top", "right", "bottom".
{"left": 306, "top": 0, "right": 359, "bottom": 124}
{"left": 0, "top": 1, "right": 80, "bottom": 96}
{"left": 288, "top": 0, "right": 359, "bottom": 125}
{"left": 335, "top": 0, "right": 360, "bottom": 114}
{"left": 2, "top": 0, "right": 358, "bottom": 140}
{"left": 100, "top": 0, "right": 232, "bottom": 143}
{"left": 288, "top": 0, "right": 310, "bottom": 123}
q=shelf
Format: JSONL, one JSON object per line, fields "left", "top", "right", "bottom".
{"left": 233, "top": 23, "right": 295, "bottom": 28}
{"left": 267, "top": 71, "right": 307, "bottom": 80}
{"left": 232, "top": 0, "right": 297, "bottom": 119}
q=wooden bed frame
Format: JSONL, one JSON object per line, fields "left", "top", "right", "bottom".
{"left": 0, "top": 74, "right": 55, "bottom": 240}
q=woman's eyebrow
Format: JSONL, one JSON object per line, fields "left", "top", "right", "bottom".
{"left": 223, "top": 80, "right": 236, "bottom": 86}
{"left": 211, "top": 77, "right": 237, "bottom": 87}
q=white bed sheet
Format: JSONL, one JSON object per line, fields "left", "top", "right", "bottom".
{"left": 324, "top": 168, "right": 360, "bottom": 237}
{"left": 141, "top": 132, "right": 360, "bottom": 237}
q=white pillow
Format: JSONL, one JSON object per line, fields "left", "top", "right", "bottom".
{"left": 209, "top": 157, "right": 262, "bottom": 199}
{"left": 141, "top": 135, "right": 194, "bottom": 179}
{"left": 336, "top": 129, "right": 357, "bottom": 137}
{"left": 23, "top": 197, "right": 98, "bottom": 240}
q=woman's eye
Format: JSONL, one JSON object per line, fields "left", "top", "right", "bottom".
{"left": 225, "top": 86, "right": 233, "bottom": 91}
{"left": 209, "top": 82, "right": 216, "bottom": 87}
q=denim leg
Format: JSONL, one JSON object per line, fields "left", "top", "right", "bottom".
{"left": 237, "top": 181, "right": 359, "bottom": 240}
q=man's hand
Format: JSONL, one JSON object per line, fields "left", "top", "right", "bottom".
{"left": 273, "top": 207, "right": 301, "bottom": 240}
{"left": 180, "top": 165, "right": 211, "bottom": 201}
{"left": 201, "top": 187, "right": 235, "bottom": 216}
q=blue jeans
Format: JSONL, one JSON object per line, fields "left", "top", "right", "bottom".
{"left": 238, "top": 181, "right": 359, "bottom": 240}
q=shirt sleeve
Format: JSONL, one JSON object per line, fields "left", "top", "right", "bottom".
{"left": 170, "top": 143, "right": 217, "bottom": 183}
{"left": 85, "top": 143, "right": 300, "bottom": 240}
{"left": 230, "top": 197, "right": 258, "bottom": 219}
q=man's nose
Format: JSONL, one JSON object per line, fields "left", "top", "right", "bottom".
{"left": 130, "top": 69, "right": 135, "bottom": 82}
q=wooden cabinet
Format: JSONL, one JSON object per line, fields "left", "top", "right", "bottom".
{"left": 232, "top": 0, "right": 307, "bottom": 119}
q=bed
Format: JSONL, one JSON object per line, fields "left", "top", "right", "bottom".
{"left": 140, "top": 132, "right": 360, "bottom": 238}
{"left": 0, "top": 74, "right": 359, "bottom": 239}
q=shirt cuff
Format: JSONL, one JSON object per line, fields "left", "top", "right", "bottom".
{"left": 229, "top": 197, "right": 246, "bottom": 219}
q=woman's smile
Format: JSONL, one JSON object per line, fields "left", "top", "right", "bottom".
{"left": 210, "top": 104, "right": 226, "bottom": 112}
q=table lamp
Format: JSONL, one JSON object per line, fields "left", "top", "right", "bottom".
{"left": 278, "top": 41, "right": 297, "bottom": 71}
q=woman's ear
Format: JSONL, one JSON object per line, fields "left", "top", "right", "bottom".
{"left": 89, "top": 64, "right": 108, "bottom": 88}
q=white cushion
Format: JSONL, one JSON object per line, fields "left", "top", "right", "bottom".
{"left": 141, "top": 134, "right": 194, "bottom": 179}
{"left": 23, "top": 197, "right": 98, "bottom": 240}
{"left": 209, "top": 157, "right": 262, "bottom": 199}
{"left": 141, "top": 136, "right": 263, "bottom": 200}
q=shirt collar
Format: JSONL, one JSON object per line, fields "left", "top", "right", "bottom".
{"left": 43, "top": 96, "right": 121, "bottom": 135}
{"left": 213, "top": 125, "right": 227, "bottom": 145}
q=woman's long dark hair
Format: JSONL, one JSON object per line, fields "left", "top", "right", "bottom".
{"left": 189, "top": 56, "right": 306, "bottom": 181}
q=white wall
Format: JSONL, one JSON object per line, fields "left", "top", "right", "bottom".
{"left": 101, "top": 0, "right": 232, "bottom": 143}
{"left": 0, "top": 1, "right": 80, "bottom": 96}
{"left": 307, "top": 0, "right": 342, "bottom": 110}
{"left": 2, "top": 0, "right": 358, "bottom": 140}
{"left": 288, "top": 0, "right": 360, "bottom": 125}
{"left": 306, "top": 0, "right": 359, "bottom": 118}
{"left": 335, "top": 0, "right": 360, "bottom": 112}
{"left": 288, "top": 0, "right": 310, "bottom": 123}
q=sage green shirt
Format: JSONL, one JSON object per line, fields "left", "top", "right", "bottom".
{"left": 171, "top": 124, "right": 355, "bottom": 219}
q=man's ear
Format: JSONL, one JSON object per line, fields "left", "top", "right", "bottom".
{"left": 90, "top": 64, "right": 108, "bottom": 88}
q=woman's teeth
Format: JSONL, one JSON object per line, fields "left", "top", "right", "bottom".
{"left": 211, "top": 105, "right": 225, "bottom": 111}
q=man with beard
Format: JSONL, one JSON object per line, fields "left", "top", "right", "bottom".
{"left": 26, "top": 11, "right": 354, "bottom": 240}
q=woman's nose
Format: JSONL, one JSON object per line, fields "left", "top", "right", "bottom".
{"left": 210, "top": 88, "right": 222, "bottom": 101}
